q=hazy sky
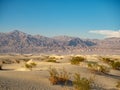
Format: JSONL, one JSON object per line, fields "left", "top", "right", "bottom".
{"left": 0, "top": 0, "right": 120, "bottom": 38}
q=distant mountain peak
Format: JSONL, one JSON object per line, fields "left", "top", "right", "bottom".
{"left": 52, "top": 35, "right": 76, "bottom": 41}
{"left": 0, "top": 30, "right": 120, "bottom": 55}
{"left": 10, "top": 30, "right": 26, "bottom": 34}
{"left": 8, "top": 30, "right": 27, "bottom": 36}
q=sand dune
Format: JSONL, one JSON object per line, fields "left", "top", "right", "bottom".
{"left": 0, "top": 55, "right": 120, "bottom": 90}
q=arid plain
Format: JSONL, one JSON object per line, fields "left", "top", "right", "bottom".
{"left": 0, "top": 54, "right": 120, "bottom": 90}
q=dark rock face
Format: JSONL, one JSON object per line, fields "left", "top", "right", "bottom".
{"left": 0, "top": 30, "right": 120, "bottom": 55}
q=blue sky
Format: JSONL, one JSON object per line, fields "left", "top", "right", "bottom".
{"left": 0, "top": 0, "right": 120, "bottom": 38}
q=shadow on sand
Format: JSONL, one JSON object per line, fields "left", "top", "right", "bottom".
{"left": 95, "top": 72, "right": 120, "bottom": 80}
{"left": 0, "top": 69, "right": 14, "bottom": 71}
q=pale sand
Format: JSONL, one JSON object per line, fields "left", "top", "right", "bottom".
{"left": 0, "top": 55, "right": 120, "bottom": 90}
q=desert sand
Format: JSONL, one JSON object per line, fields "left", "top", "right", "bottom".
{"left": 0, "top": 54, "right": 120, "bottom": 90}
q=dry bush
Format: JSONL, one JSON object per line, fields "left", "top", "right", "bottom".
{"left": 116, "top": 81, "right": 120, "bottom": 88}
{"left": 73, "top": 73, "right": 93, "bottom": 90}
{"left": 0, "top": 61, "right": 2, "bottom": 70}
{"left": 30, "top": 62, "right": 37, "bottom": 66}
{"left": 70, "top": 56, "right": 85, "bottom": 65}
{"left": 0, "top": 65, "right": 2, "bottom": 70}
{"left": 87, "top": 62, "right": 109, "bottom": 74}
{"left": 98, "top": 57, "right": 112, "bottom": 63}
{"left": 98, "top": 57, "right": 120, "bottom": 70}
{"left": 48, "top": 67, "right": 70, "bottom": 85}
{"left": 47, "top": 59, "right": 57, "bottom": 63}
{"left": 24, "top": 62, "right": 37, "bottom": 70}
{"left": 44, "top": 56, "right": 57, "bottom": 63}
{"left": 110, "top": 61, "right": 120, "bottom": 70}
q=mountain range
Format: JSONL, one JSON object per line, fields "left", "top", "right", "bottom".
{"left": 0, "top": 30, "right": 120, "bottom": 55}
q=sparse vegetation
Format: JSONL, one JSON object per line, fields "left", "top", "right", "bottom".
{"left": 47, "top": 59, "right": 57, "bottom": 63}
{"left": 73, "top": 73, "right": 92, "bottom": 90}
{"left": 30, "top": 62, "right": 37, "bottom": 66}
{"left": 25, "top": 63, "right": 32, "bottom": 70}
{"left": 98, "top": 57, "right": 112, "bottom": 63}
{"left": 87, "top": 62, "right": 109, "bottom": 74}
{"left": 116, "top": 81, "right": 120, "bottom": 88}
{"left": 0, "top": 66, "right": 1, "bottom": 70}
{"left": 70, "top": 56, "right": 85, "bottom": 65}
{"left": 45, "top": 56, "right": 58, "bottom": 63}
{"left": 48, "top": 67, "right": 70, "bottom": 85}
{"left": 0, "top": 54, "right": 120, "bottom": 90}
{"left": 24, "top": 62, "right": 37, "bottom": 70}
{"left": 98, "top": 57, "right": 120, "bottom": 70}
{"left": 0, "top": 61, "right": 2, "bottom": 70}
{"left": 110, "top": 61, "right": 120, "bottom": 70}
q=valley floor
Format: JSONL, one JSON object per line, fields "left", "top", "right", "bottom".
{"left": 0, "top": 54, "right": 120, "bottom": 90}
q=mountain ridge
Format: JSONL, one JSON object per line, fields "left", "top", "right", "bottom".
{"left": 0, "top": 30, "right": 120, "bottom": 55}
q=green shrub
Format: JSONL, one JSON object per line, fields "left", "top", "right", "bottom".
{"left": 73, "top": 73, "right": 91, "bottom": 90}
{"left": 70, "top": 56, "right": 85, "bottom": 65}
{"left": 48, "top": 67, "right": 70, "bottom": 85}
{"left": 116, "top": 81, "right": 120, "bottom": 88}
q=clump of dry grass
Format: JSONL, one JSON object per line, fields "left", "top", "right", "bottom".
{"left": 0, "top": 65, "right": 2, "bottom": 70}
{"left": 110, "top": 61, "right": 120, "bottom": 70}
{"left": 87, "top": 62, "right": 109, "bottom": 74}
{"left": 44, "top": 56, "right": 58, "bottom": 63}
{"left": 116, "top": 81, "right": 120, "bottom": 88}
{"left": 70, "top": 56, "right": 86, "bottom": 65}
{"left": 24, "top": 62, "right": 37, "bottom": 70}
{"left": 48, "top": 67, "right": 70, "bottom": 85}
{"left": 47, "top": 59, "right": 57, "bottom": 63}
{"left": 73, "top": 73, "right": 95, "bottom": 90}
{"left": 73, "top": 73, "right": 90, "bottom": 90}
{"left": 0, "top": 61, "right": 2, "bottom": 70}
{"left": 98, "top": 56, "right": 120, "bottom": 70}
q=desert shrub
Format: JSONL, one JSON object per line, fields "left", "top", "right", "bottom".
{"left": 0, "top": 61, "right": 2, "bottom": 70}
{"left": 48, "top": 67, "right": 59, "bottom": 85}
{"left": 44, "top": 56, "right": 57, "bottom": 63}
{"left": 0, "top": 65, "right": 2, "bottom": 70}
{"left": 49, "top": 57, "right": 56, "bottom": 60}
{"left": 73, "top": 73, "right": 91, "bottom": 90}
{"left": 98, "top": 57, "right": 112, "bottom": 63}
{"left": 70, "top": 56, "right": 85, "bottom": 65}
{"left": 15, "top": 60, "right": 20, "bottom": 63}
{"left": 2, "top": 59, "right": 14, "bottom": 64}
{"left": 59, "top": 68, "right": 70, "bottom": 83}
{"left": 97, "top": 65, "right": 110, "bottom": 73}
{"left": 24, "top": 62, "right": 37, "bottom": 70}
{"left": 30, "top": 62, "right": 37, "bottom": 66}
{"left": 87, "top": 62, "right": 97, "bottom": 68}
{"left": 48, "top": 67, "right": 70, "bottom": 85}
{"left": 87, "top": 62, "right": 109, "bottom": 74}
{"left": 98, "top": 57, "right": 120, "bottom": 70}
{"left": 25, "top": 63, "right": 32, "bottom": 70}
{"left": 47, "top": 59, "right": 57, "bottom": 63}
{"left": 116, "top": 81, "right": 120, "bottom": 88}
{"left": 110, "top": 61, "right": 120, "bottom": 70}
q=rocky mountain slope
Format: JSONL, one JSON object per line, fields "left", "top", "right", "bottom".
{"left": 0, "top": 30, "right": 120, "bottom": 55}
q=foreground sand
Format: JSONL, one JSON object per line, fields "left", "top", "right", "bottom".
{"left": 0, "top": 54, "right": 120, "bottom": 90}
